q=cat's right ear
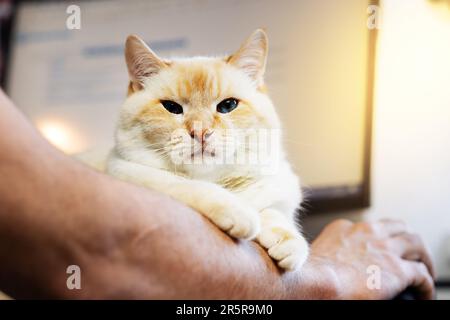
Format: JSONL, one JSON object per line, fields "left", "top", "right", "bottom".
{"left": 125, "top": 35, "right": 167, "bottom": 91}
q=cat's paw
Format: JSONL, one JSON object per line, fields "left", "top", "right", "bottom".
{"left": 209, "top": 201, "right": 260, "bottom": 240}
{"left": 257, "top": 227, "right": 309, "bottom": 270}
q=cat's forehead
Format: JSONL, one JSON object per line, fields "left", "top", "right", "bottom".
{"left": 164, "top": 57, "right": 232, "bottom": 105}
{"left": 170, "top": 56, "right": 225, "bottom": 69}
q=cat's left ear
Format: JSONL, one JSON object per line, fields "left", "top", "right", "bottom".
{"left": 227, "top": 29, "right": 268, "bottom": 86}
{"left": 125, "top": 35, "right": 167, "bottom": 91}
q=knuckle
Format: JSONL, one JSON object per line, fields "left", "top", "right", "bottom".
{"left": 412, "top": 262, "right": 433, "bottom": 286}
{"left": 375, "top": 239, "right": 390, "bottom": 251}
{"left": 416, "top": 262, "right": 429, "bottom": 275}
{"left": 381, "top": 252, "right": 404, "bottom": 273}
{"left": 403, "top": 232, "right": 423, "bottom": 246}
{"left": 355, "top": 221, "right": 377, "bottom": 234}
{"left": 383, "top": 251, "right": 400, "bottom": 265}
{"left": 380, "top": 218, "right": 405, "bottom": 225}
{"left": 425, "top": 272, "right": 434, "bottom": 286}
{"left": 330, "top": 219, "right": 353, "bottom": 229}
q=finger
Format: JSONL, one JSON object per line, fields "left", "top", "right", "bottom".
{"left": 388, "top": 233, "right": 436, "bottom": 279}
{"left": 376, "top": 218, "right": 409, "bottom": 237}
{"left": 404, "top": 261, "right": 435, "bottom": 300}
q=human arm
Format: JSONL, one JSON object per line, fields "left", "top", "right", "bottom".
{"left": 0, "top": 89, "right": 434, "bottom": 299}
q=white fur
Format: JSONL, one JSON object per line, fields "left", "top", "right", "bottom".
{"left": 99, "top": 32, "right": 309, "bottom": 271}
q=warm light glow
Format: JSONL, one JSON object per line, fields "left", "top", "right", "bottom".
{"left": 370, "top": 0, "right": 450, "bottom": 266}
{"left": 373, "top": 0, "right": 450, "bottom": 189}
{"left": 37, "top": 119, "right": 83, "bottom": 154}
{"left": 375, "top": 0, "right": 450, "bottom": 115}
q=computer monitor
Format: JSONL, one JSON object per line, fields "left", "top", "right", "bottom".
{"left": 3, "top": 0, "right": 377, "bottom": 213}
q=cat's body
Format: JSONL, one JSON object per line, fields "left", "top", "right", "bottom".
{"left": 106, "top": 30, "right": 308, "bottom": 270}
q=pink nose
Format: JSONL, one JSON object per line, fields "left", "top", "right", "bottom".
{"left": 189, "top": 129, "right": 213, "bottom": 143}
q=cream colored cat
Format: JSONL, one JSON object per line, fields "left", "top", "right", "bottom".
{"left": 106, "top": 29, "right": 308, "bottom": 270}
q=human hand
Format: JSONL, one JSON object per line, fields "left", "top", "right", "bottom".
{"left": 309, "top": 219, "right": 435, "bottom": 299}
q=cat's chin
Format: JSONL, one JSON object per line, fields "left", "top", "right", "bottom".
{"left": 179, "top": 163, "right": 221, "bottom": 180}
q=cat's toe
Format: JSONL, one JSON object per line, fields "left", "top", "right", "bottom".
{"left": 269, "top": 237, "right": 309, "bottom": 270}
{"left": 278, "top": 252, "right": 307, "bottom": 270}
{"left": 258, "top": 229, "right": 309, "bottom": 271}
{"left": 228, "top": 216, "right": 260, "bottom": 240}
{"left": 211, "top": 203, "right": 260, "bottom": 240}
{"left": 227, "top": 206, "right": 260, "bottom": 240}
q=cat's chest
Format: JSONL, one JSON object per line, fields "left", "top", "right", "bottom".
{"left": 216, "top": 175, "right": 255, "bottom": 192}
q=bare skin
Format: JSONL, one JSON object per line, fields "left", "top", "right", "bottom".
{"left": 0, "top": 89, "right": 434, "bottom": 299}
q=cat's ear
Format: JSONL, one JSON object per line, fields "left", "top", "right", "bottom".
{"left": 227, "top": 29, "right": 268, "bottom": 85}
{"left": 125, "top": 35, "right": 167, "bottom": 91}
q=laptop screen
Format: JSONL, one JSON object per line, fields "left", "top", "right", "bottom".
{"left": 5, "top": 0, "right": 375, "bottom": 212}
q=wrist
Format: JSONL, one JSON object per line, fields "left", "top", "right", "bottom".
{"left": 282, "top": 255, "right": 341, "bottom": 299}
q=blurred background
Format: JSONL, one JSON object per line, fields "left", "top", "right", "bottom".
{"left": 0, "top": 0, "right": 449, "bottom": 298}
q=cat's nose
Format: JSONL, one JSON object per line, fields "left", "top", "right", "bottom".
{"left": 189, "top": 129, "right": 214, "bottom": 143}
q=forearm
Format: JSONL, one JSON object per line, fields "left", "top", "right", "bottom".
{"left": 0, "top": 152, "right": 337, "bottom": 300}
{"left": 0, "top": 157, "right": 338, "bottom": 299}
{"left": 0, "top": 90, "right": 338, "bottom": 299}
{"left": 85, "top": 194, "right": 339, "bottom": 299}
{"left": 0, "top": 91, "right": 125, "bottom": 297}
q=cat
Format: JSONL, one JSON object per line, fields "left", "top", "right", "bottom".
{"left": 106, "top": 29, "right": 309, "bottom": 270}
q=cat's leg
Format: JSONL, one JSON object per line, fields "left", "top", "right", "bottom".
{"left": 232, "top": 164, "right": 308, "bottom": 270}
{"left": 256, "top": 208, "right": 309, "bottom": 270}
{"left": 107, "top": 157, "right": 260, "bottom": 239}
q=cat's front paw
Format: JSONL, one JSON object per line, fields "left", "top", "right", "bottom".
{"left": 257, "top": 227, "right": 309, "bottom": 270}
{"left": 209, "top": 201, "right": 260, "bottom": 240}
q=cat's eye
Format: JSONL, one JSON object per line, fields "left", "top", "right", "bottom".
{"left": 161, "top": 100, "right": 183, "bottom": 114}
{"left": 217, "top": 98, "right": 239, "bottom": 114}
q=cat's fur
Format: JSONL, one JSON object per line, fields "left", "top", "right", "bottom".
{"left": 106, "top": 29, "right": 308, "bottom": 270}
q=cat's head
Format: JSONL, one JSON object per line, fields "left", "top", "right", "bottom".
{"left": 116, "top": 29, "right": 281, "bottom": 177}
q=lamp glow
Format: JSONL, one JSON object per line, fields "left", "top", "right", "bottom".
{"left": 37, "top": 120, "right": 82, "bottom": 154}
